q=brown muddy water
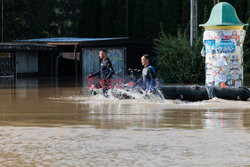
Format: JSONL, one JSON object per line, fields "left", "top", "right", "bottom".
{"left": 0, "top": 78, "right": 250, "bottom": 167}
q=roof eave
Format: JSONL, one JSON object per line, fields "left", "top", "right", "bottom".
{"left": 199, "top": 23, "right": 248, "bottom": 27}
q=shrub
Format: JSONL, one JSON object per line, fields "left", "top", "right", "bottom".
{"left": 154, "top": 30, "right": 205, "bottom": 83}
{"left": 243, "top": 18, "right": 250, "bottom": 74}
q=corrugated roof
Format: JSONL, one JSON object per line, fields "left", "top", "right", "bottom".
{"left": 15, "top": 37, "right": 130, "bottom": 43}
{"left": 0, "top": 42, "right": 58, "bottom": 52}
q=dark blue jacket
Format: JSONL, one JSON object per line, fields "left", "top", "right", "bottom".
{"left": 134, "top": 65, "right": 156, "bottom": 93}
{"left": 91, "top": 58, "right": 114, "bottom": 80}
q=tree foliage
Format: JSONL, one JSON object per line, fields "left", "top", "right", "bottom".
{"left": 1, "top": 0, "right": 249, "bottom": 40}
{"left": 0, "top": 0, "right": 249, "bottom": 81}
{"left": 243, "top": 1, "right": 250, "bottom": 73}
{"left": 143, "top": 0, "right": 161, "bottom": 39}
{"left": 131, "top": 0, "right": 144, "bottom": 38}
{"left": 115, "top": 0, "right": 126, "bottom": 36}
{"left": 154, "top": 30, "right": 205, "bottom": 83}
{"left": 99, "top": 0, "right": 116, "bottom": 37}
{"left": 161, "top": 0, "right": 181, "bottom": 35}
{"left": 78, "top": 0, "right": 101, "bottom": 37}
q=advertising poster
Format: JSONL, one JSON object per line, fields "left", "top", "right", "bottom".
{"left": 203, "top": 29, "right": 245, "bottom": 87}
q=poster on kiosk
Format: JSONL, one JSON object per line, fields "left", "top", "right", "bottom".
{"left": 200, "top": 2, "right": 248, "bottom": 88}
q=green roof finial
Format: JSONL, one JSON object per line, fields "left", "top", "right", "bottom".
{"left": 200, "top": 2, "right": 248, "bottom": 27}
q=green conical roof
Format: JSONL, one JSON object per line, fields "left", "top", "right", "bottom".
{"left": 200, "top": 2, "right": 248, "bottom": 27}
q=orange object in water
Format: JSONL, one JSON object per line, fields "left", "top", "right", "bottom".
{"left": 221, "top": 82, "right": 227, "bottom": 87}
{"left": 127, "top": 82, "right": 135, "bottom": 87}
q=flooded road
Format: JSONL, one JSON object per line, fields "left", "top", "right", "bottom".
{"left": 0, "top": 78, "right": 250, "bottom": 166}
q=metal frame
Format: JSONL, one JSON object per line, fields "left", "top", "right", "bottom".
{"left": 0, "top": 51, "right": 16, "bottom": 78}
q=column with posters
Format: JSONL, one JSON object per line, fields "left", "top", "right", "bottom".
{"left": 203, "top": 29, "right": 246, "bottom": 87}
{"left": 200, "top": 2, "right": 248, "bottom": 88}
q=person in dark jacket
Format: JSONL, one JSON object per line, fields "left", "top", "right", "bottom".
{"left": 88, "top": 49, "right": 114, "bottom": 95}
{"left": 133, "top": 54, "right": 156, "bottom": 96}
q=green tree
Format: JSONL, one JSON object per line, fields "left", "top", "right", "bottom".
{"left": 42, "top": 0, "right": 57, "bottom": 38}
{"left": 22, "top": 0, "right": 51, "bottom": 38}
{"left": 3, "top": 0, "right": 81, "bottom": 41}
{"left": 53, "top": 0, "right": 81, "bottom": 37}
{"left": 243, "top": 1, "right": 250, "bottom": 73}
{"left": 180, "top": 0, "right": 190, "bottom": 30}
{"left": 198, "top": 0, "right": 213, "bottom": 24}
{"left": 131, "top": 0, "right": 144, "bottom": 38}
{"left": 154, "top": 30, "right": 204, "bottom": 83}
{"left": 161, "top": 0, "right": 181, "bottom": 35}
{"left": 115, "top": 0, "right": 126, "bottom": 36}
{"left": 127, "top": 0, "right": 135, "bottom": 36}
{"left": 100, "top": 0, "right": 116, "bottom": 37}
{"left": 144, "top": 0, "right": 162, "bottom": 39}
{"left": 78, "top": 0, "right": 101, "bottom": 37}
{"left": 3, "top": 0, "right": 27, "bottom": 41}
{"left": 246, "top": 0, "right": 250, "bottom": 20}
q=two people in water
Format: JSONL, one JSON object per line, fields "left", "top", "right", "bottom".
{"left": 87, "top": 50, "right": 156, "bottom": 97}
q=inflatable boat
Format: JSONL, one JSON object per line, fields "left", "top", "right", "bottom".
{"left": 88, "top": 83, "right": 250, "bottom": 101}
{"left": 161, "top": 85, "right": 250, "bottom": 101}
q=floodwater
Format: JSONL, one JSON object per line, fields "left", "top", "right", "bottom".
{"left": 0, "top": 78, "right": 250, "bottom": 167}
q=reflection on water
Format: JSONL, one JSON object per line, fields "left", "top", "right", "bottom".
{"left": 0, "top": 78, "right": 250, "bottom": 166}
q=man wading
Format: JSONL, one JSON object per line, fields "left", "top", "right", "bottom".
{"left": 88, "top": 49, "right": 114, "bottom": 96}
{"left": 133, "top": 54, "right": 156, "bottom": 97}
